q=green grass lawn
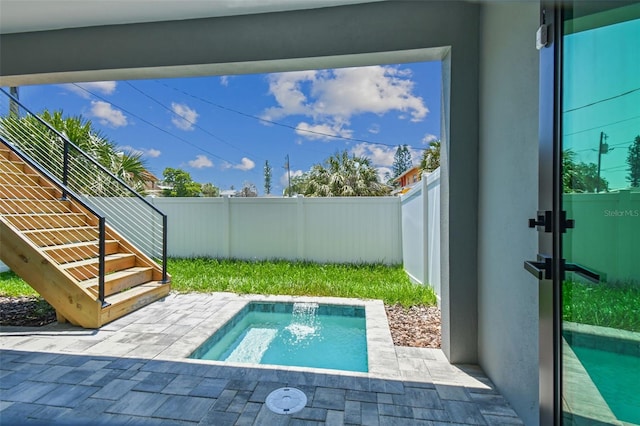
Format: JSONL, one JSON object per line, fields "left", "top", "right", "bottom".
{"left": 0, "top": 258, "right": 437, "bottom": 307}
{"left": 563, "top": 280, "right": 640, "bottom": 333}
{"left": 0, "top": 271, "right": 37, "bottom": 297}
{"left": 167, "top": 258, "right": 436, "bottom": 307}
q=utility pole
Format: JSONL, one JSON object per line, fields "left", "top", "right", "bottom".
{"left": 9, "top": 87, "right": 19, "bottom": 117}
{"left": 284, "top": 154, "right": 292, "bottom": 197}
{"left": 596, "top": 131, "right": 608, "bottom": 193}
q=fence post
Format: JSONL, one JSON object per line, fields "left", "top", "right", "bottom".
{"left": 422, "top": 172, "right": 429, "bottom": 286}
{"left": 618, "top": 190, "right": 633, "bottom": 280}
{"left": 222, "top": 196, "right": 231, "bottom": 258}
{"left": 297, "top": 196, "right": 305, "bottom": 260}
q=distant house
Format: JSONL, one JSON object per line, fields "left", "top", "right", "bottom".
{"left": 393, "top": 166, "right": 422, "bottom": 195}
{"left": 140, "top": 171, "right": 166, "bottom": 196}
{"left": 141, "top": 171, "right": 160, "bottom": 191}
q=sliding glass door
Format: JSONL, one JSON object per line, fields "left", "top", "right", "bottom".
{"left": 561, "top": 4, "right": 640, "bottom": 425}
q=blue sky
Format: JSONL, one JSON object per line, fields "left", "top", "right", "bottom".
{"left": 15, "top": 61, "right": 442, "bottom": 195}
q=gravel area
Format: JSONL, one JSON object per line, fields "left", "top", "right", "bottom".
{"left": 0, "top": 296, "right": 56, "bottom": 327}
{"left": 0, "top": 296, "right": 441, "bottom": 348}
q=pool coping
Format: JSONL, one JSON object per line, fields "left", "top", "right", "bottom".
{"left": 153, "top": 293, "right": 399, "bottom": 378}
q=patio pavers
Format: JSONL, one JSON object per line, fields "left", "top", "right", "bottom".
{"left": 0, "top": 293, "right": 523, "bottom": 425}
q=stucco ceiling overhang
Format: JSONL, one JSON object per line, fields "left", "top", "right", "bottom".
{"left": 0, "top": 0, "right": 385, "bottom": 34}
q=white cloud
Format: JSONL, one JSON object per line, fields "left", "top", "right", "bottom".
{"left": 368, "top": 124, "right": 381, "bottom": 134}
{"left": 220, "top": 76, "right": 230, "bottom": 86}
{"left": 280, "top": 169, "right": 303, "bottom": 186}
{"left": 90, "top": 101, "right": 127, "bottom": 127}
{"left": 311, "top": 66, "right": 428, "bottom": 122}
{"left": 120, "top": 146, "right": 162, "bottom": 158}
{"left": 235, "top": 157, "right": 255, "bottom": 171}
{"left": 145, "top": 148, "right": 162, "bottom": 158}
{"left": 222, "top": 157, "right": 256, "bottom": 171}
{"left": 171, "top": 102, "right": 198, "bottom": 131}
{"left": 261, "top": 70, "right": 316, "bottom": 121}
{"left": 376, "top": 166, "right": 392, "bottom": 183}
{"left": 352, "top": 142, "right": 420, "bottom": 168}
{"left": 351, "top": 143, "right": 396, "bottom": 167}
{"left": 188, "top": 155, "right": 213, "bottom": 169}
{"left": 422, "top": 133, "right": 438, "bottom": 144}
{"left": 295, "top": 121, "right": 353, "bottom": 141}
{"left": 262, "top": 66, "right": 428, "bottom": 140}
{"left": 65, "top": 81, "right": 117, "bottom": 98}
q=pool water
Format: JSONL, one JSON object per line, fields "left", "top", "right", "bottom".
{"left": 190, "top": 302, "right": 368, "bottom": 372}
{"left": 572, "top": 345, "right": 640, "bottom": 424}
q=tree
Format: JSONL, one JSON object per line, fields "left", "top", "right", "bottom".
{"left": 562, "top": 150, "right": 609, "bottom": 193}
{"left": 201, "top": 183, "right": 220, "bottom": 197}
{"left": 0, "top": 109, "right": 149, "bottom": 193}
{"left": 264, "top": 160, "right": 273, "bottom": 195}
{"left": 239, "top": 181, "right": 258, "bottom": 197}
{"left": 627, "top": 135, "right": 640, "bottom": 187}
{"left": 391, "top": 145, "right": 413, "bottom": 179}
{"left": 419, "top": 140, "right": 441, "bottom": 173}
{"left": 283, "top": 174, "right": 307, "bottom": 197}
{"left": 292, "top": 150, "right": 390, "bottom": 197}
{"left": 162, "top": 167, "right": 202, "bottom": 197}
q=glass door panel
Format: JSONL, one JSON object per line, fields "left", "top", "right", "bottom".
{"left": 562, "top": 4, "right": 640, "bottom": 425}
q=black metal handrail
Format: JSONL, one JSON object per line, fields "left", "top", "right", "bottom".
{"left": 0, "top": 136, "right": 109, "bottom": 306}
{"left": 0, "top": 89, "right": 169, "bottom": 287}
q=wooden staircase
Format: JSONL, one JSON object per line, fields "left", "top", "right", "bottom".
{"left": 0, "top": 142, "right": 170, "bottom": 328}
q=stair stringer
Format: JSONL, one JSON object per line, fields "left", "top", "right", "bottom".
{"left": 0, "top": 218, "right": 102, "bottom": 328}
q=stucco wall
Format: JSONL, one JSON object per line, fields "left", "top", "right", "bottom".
{"left": 477, "top": 3, "right": 540, "bottom": 425}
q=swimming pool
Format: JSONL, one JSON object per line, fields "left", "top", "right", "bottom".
{"left": 189, "top": 301, "right": 368, "bottom": 372}
{"left": 571, "top": 345, "right": 640, "bottom": 424}
{"left": 564, "top": 326, "right": 640, "bottom": 425}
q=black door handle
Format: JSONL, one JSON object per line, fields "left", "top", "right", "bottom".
{"left": 564, "top": 262, "right": 600, "bottom": 283}
{"left": 524, "top": 255, "right": 600, "bottom": 283}
{"left": 524, "top": 254, "right": 552, "bottom": 279}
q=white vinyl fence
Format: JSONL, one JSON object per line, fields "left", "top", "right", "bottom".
{"left": 1, "top": 189, "right": 444, "bottom": 285}
{"left": 564, "top": 189, "right": 639, "bottom": 283}
{"left": 147, "top": 196, "right": 403, "bottom": 265}
{"left": 401, "top": 169, "right": 442, "bottom": 302}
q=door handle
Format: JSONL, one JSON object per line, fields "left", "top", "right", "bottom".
{"left": 524, "top": 255, "right": 600, "bottom": 283}
{"left": 564, "top": 262, "right": 600, "bottom": 284}
{"left": 524, "top": 254, "right": 552, "bottom": 279}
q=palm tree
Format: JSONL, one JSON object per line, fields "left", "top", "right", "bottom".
{"left": 302, "top": 150, "right": 390, "bottom": 197}
{"left": 1, "top": 110, "right": 149, "bottom": 194}
{"left": 419, "top": 140, "right": 441, "bottom": 173}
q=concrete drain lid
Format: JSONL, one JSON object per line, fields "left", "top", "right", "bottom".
{"left": 266, "top": 387, "right": 307, "bottom": 414}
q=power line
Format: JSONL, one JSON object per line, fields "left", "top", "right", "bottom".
{"left": 563, "top": 114, "right": 640, "bottom": 137}
{"left": 155, "top": 80, "right": 431, "bottom": 151}
{"left": 70, "top": 83, "right": 235, "bottom": 165}
{"left": 123, "top": 81, "right": 255, "bottom": 159}
{"left": 563, "top": 86, "right": 640, "bottom": 113}
{"left": 574, "top": 139, "right": 634, "bottom": 153}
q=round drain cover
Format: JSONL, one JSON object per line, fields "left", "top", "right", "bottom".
{"left": 265, "top": 387, "right": 307, "bottom": 415}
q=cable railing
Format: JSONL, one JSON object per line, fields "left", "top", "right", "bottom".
{"left": 0, "top": 89, "right": 168, "bottom": 296}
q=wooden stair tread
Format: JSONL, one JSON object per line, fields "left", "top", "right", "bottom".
{"left": 23, "top": 225, "right": 97, "bottom": 234}
{"left": 80, "top": 266, "right": 153, "bottom": 287}
{"left": 42, "top": 239, "right": 118, "bottom": 251}
{"left": 60, "top": 252, "right": 135, "bottom": 269}
{"left": 0, "top": 183, "right": 56, "bottom": 190}
{"left": 3, "top": 212, "right": 85, "bottom": 218}
{"left": 103, "top": 281, "right": 168, "bottom": 305}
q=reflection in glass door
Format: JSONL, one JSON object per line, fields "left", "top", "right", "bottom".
{"left": 561, "top": 4, "right": 640, "bottom": 425}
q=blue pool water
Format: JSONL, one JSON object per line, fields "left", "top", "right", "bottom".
{"left": 572, "top": 345, "right": 640, "bottom": 425}
{"left": 190, "top": 302, "right": 368, "bottom": 372}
